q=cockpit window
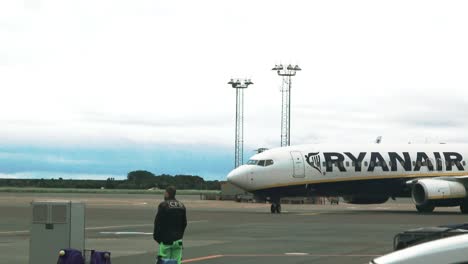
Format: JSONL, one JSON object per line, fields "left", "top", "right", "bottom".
{"left": 247, "top": 159, "right": 274, "bottom": 166}
{"left": 247, "top": 159, "right": 258, "bottom": 165}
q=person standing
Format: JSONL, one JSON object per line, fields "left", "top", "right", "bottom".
{"left": 153, "top": 186, "right": 187, "bottom": 264}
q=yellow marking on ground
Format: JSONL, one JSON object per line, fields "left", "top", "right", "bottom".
{"left": 297, "top": 212, "right": 321, "bottom": 216}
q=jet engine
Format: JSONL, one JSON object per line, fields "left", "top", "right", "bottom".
{"left": 411, "top": 179, "right": 467, "bottom": 206}
{"left": 342, "top": 195, "right": 389, "bottom": 204}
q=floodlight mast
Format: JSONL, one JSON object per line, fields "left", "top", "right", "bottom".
{"left": 228, "top": 78, "right": 253, "bottom": 168}
{"left": 272, "top": 64, "right": 301, "bottom": 147}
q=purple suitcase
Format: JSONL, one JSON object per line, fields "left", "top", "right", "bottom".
{"left": 56, "top": 248, "right": 85, "bottom": 264}
{"left": 90, "top": 251, "right": 111, "bottom": 264}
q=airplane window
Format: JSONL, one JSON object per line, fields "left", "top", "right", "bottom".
{"left": 258, "top": 160, "right": 266, "bottom": 166}
{"left": 247, "top": 160, "right": 258, "bottom": 165}
{"left": 322, "top": 162, "right": 326, "bottom": 167}
{"left": 352, "top": 161, "right": 355, "bottom": 166}
{"left": 412, "top": 161, "right": 416, "bottom": 166}
{"left": 345, "top": 161, "right": 349, "bottom": 167}
{"left": 370, "top": 161, "right": 374, "bottom": 167}
{"left": 265, "top": 160, "right": 274, "bottom": 166}
{"left": 364, "top": 161, "right": 368, "bottom": 166}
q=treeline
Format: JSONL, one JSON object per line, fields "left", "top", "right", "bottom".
{"left": 0, "top": 170, "right": 221, "bottom": 190}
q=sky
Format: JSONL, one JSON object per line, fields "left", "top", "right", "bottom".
{"left": 1, "top": 0, "right": 468, "bottom": 180}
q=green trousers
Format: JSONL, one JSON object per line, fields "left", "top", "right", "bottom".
{"left": 158, "top": 240, "right": 183, "bottom": 264}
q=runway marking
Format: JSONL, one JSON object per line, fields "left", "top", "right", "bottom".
{"left": 99, "top": 232, "right": 152, "bottom": 235}
{"left": 181, "top": 253, "right": 381, "bottom": 262}
{"left": 0, "top": 220, "right": 208, "bottom": 235}
{"left": 86, "top": 224, "right": 153, "bottom": 230}
{"left": 224, "top": 254, "right": 381, "bottom": 257}
{"left": 182, "top": 255, "right": 224, "bottom": 263}
{"left": 88, "top": 220, "right": 207, "bottom": 230}
{"left": 0, "top": 230, "right": 28, "bottom": 235}
{"left": 297, "top": 213, "right": 321, "bottom": 216}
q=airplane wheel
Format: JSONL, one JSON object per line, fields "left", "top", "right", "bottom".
{"left": 271, "top": 204, "right": 276, "bottom": 214}
{"left": 276, "top": 204, "right": 281, "bottom": 214}
{"left": 416, "top": 204, "right": 435, "bottom": 213}
{"left": 460, "top": 201, "right": 468, "bottom": 214}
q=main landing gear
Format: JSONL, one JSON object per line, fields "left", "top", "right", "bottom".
{"left": 270, "top": 197, "right": 281, "bottom": 214}
{"left": 415, "top": 203, "right": 435, "bottom": 213}
{"left": 460, "top": 200, "right": 468, "bottom": 214}
{"left": 271, "top": 202, "right": 281, "bottom": 214}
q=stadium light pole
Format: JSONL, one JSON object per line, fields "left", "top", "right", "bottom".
{"left": 229, "top": 78, "right": 254, "bottom": 168}
{"left": 272, "top": 64, "right": 301, "bottom": 147}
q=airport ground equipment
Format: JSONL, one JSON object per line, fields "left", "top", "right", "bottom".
{"left": 29, "top": 200, "right": 85, "bottom": 264}
{"left": 393, "top": 223, "right": 468, "bottom": 250}
{"left": 373, "top": 233, "right": 468, "bottom": 264}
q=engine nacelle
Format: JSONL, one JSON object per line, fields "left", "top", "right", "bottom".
{"left": 412, "top": 179, "right": 467, "bottom": 206}
{"left": 343, "top": 195, "right": 389, "bottom": 204}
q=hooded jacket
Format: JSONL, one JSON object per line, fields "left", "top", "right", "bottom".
{"left": 153, "top": 198, "right": 187, "bottom": 244}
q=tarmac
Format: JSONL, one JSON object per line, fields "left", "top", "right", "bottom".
{"left": 0, "top": 192, "right": 466, "bottom": 264}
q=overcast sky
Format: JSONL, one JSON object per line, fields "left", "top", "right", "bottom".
{"left": 1, "top": 0, "right": 468, "bottom": 180}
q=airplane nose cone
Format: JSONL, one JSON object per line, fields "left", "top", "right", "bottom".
{"left": 227, "top": 168, "right": 244, "bottom": 189}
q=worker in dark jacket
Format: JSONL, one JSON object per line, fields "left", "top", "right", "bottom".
{"left": 154, "top": 186, "right": 187, "bottom": 264}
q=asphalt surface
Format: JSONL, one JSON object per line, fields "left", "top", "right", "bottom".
{"left": 0, "top": 193, "right": 466, "bottom": 264}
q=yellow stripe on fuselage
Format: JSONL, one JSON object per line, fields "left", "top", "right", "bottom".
{"left": 251, "top": 172, "right": 468, "bottom": 192}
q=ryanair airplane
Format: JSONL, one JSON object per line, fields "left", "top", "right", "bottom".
{"left": 227, "top": 144, "right": 468, "bottom": 214}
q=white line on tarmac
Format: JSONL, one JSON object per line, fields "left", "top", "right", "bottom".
{"left": 99, "top": 232, "right": 153, "bottom": 235}
{"left": 86, "top": 224, "right": 153, "bottom": 230}
{"left": 0, "top": 220, "right": 208, "bottom": 235}
{"left": 0, "top": 230, "right": 28, "bottom": 235}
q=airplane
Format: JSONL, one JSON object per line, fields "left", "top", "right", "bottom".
{"left": 227, "top": 144, "right": 468, "bottom": 214}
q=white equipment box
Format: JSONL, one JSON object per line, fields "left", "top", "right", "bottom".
{"left": 29, "top": 200, "right": 85, "bottom": 264}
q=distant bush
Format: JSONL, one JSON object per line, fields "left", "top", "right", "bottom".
{"left": 0, "top": 171, "right": 221, "bottom": 190}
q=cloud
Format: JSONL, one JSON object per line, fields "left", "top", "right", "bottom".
{"left": 1, "top": 1, "right": 468, "bottom": 178}
{"left": 0, "top": 151, "right": 94, "bottom": 165}
{"left": 0, "top": 172, "right": 121, "bottom": 180}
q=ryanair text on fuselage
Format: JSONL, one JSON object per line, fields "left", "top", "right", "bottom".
{"left": 307, "top": 152, "right": 465, "bottom": 173}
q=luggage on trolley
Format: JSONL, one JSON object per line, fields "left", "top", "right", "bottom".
{"left": 57, "top": 249, "right": 111, "bottom": 264}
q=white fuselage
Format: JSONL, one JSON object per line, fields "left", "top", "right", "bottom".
{"left": 227, "top": 144, "right": 468, "bottom": 193}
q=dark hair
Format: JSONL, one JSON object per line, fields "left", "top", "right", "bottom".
{"left": 166, "top": 186, "right": 176, "bottom": 199}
